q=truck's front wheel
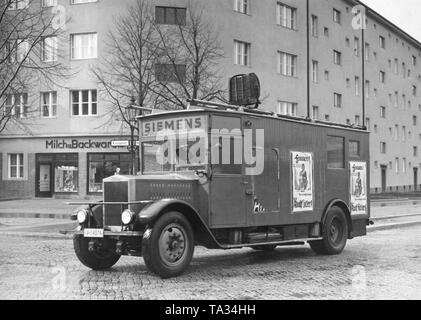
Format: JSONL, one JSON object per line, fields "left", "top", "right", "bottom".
{"left": 142, "top": 212, "right": 194, "bottom": 278}
{"left": 309, "top": 207, "right": 348, "bottom": 255}
{"left": 73, "top": 235, "right": 120, "bottom": 270}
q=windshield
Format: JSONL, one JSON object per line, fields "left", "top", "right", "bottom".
{"left": 142, "top": 136, "right": 207, "bottom": 174}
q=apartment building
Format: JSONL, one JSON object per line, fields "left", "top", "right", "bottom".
{"left": 1, "top": 0, "right": 421, "bottom": 199}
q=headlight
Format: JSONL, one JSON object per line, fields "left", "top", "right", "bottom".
{"left": 121, "top": 209, "right": 135, "bottom": 225}
{"left": 77, "top": 210, "right": 88, "bottom": 224}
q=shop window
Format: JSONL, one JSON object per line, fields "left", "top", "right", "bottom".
{"left": 349, "top": 141, "right": 360, "bottom": 157}
{"left": 54, "top": 154, "right": 79, "bottom": 193}
{"left": 88, "top": 153, "right": 131, "bottom": 193}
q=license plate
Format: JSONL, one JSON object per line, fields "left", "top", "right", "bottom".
{"left": 84, "top": 229, "right": 104, "bottom": 238}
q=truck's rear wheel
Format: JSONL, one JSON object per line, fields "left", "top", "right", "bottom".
{"left": 73, "top": 235, "right": 120, "bottom": 270}
{"left": 310, "top": 207, "right": 348, "bottom": 255}
{"left": 142, "top": 212, "right": 194, "bottom": 278}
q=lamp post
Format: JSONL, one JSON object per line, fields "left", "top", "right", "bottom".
{"left": 125, "top": 97, "right": 153, "bottom": 175}
{"left": 126, "top": 97, "right": 139, "bottom": 175}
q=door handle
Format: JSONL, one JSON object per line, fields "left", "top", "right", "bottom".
{"left": 245, "top": 189, "right": 255, "bottom": 196}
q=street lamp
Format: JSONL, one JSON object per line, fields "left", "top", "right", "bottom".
{"left": 125, "top": 97, "right": 153, "bottom": 175}
{"left": 126, "top": 97, "right": 139, "bottom": 175}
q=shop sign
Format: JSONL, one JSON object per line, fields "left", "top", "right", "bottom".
{"left": 46, "top": 139, "right": 125, "bottom": 150}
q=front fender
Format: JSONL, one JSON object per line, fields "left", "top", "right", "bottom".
{"left": 137, "top": 199, "right": 198, "bottom": 224}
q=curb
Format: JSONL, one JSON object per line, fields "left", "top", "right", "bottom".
{"left": 368, "top": 220, "right": 421, "bottom": 232}
{"left": 0, "top": 231, "right": 72, "bottom": 240}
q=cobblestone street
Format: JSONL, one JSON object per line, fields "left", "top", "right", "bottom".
{"left": 0, "top": 225, "right": 421, "bottom": 300}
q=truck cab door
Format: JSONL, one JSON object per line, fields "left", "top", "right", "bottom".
{"left": 209, "top": 115, "right": 246, "bottom": 228}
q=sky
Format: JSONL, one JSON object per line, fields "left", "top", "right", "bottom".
{"left": 361, "top": 0, "right": 421, "bottom": 42}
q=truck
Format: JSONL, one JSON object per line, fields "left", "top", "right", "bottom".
{"left": 67, "top": 75, "right": 370, "bottom": 278}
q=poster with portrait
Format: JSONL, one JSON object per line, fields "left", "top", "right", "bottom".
{"left": 291, "top": 152, "right": 314, "bottom": 213}
{"left": 350, "top": 162, "right": 368, "bottom": 215}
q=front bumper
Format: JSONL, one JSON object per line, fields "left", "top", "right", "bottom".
{"left": 61, "top": 230, "right": 144, "bottom": 237}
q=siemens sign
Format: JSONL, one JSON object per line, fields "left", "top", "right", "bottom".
{"left": 46, "top": 139, "right": 123, "bottom": 150}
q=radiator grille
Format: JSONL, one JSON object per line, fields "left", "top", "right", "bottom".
{"left": 149, "top": 183, "right": 193, "bottom": 202}
{"left": 103, "top": 181, "right": 128, "bottom": 227}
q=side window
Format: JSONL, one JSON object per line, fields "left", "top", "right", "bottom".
{"left": 211, "top": 116, "right": 242, "bottom": 175}
{"left": 327, "top": 135, "right": 345, "bottom": 169}
{"left": 349, "top": 140, "right": 361, "bottom": 157}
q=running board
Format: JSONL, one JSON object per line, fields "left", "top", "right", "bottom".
{"left": 219, "top": 237, "right": 323, "bottom": 249}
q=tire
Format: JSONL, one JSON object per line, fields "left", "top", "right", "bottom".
{"left": 73, "top": 235, "right": 120, "bottom": 270}
{"left": 142, "top": 212, "right": 194, "bottom": 278}
{"left": 310, "top": 207, "right": 348, "bottom": 255}
{"left": 251, "top": 245, "right": 277, "bottom": 251}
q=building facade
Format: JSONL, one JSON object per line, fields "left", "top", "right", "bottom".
{"left": 1, "top": 0, "right": 421, "bottom": 199}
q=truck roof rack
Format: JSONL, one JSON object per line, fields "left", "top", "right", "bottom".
{"left": 187, "top": 99, "right": 367, "bottom": 131}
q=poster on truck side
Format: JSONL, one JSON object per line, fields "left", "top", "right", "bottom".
{"left": 291, "top": 152, "right": 314, "bottom": 213}
{"left": 349, "top": 162, "right": 368, "bottom": 215}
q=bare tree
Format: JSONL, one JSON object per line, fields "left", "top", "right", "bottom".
{"left": 0, "top": 0, "right": 71, "bottom": 133}
{"left": 153, "top": 2, "right": 225, "bottom": 109}
{"left": 92, "top": 0, "right": 161, "bottom": 131}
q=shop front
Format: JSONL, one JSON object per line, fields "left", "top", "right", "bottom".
{"left": 0, "top": 136, "right": 133, "bottom": 200}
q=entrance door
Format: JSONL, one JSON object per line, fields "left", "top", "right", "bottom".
{"left": 414, "top": 168, "right": 418, "bottom": 191}
{"left": 381, "top": 165, "right": 387, "bottom": 193}
{"left": 36, "top": 163, "right": 53, "bottom": 198}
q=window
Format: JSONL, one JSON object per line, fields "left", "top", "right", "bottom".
{"left": 402, "top": 126, "right": 407, "bottom": 141}
{"left": 324, "top": 70, "right": 329, "bottom": 81}
{"left": 354, "top": 37, "right": 360, "bottom": 56}
{"left": 380, "top": 142, "right": 387, "bottom": 154}
{"left": 394, "top": 58, "right": 399, "bottom": 74}
{"left": 365, "top": 80, "right": 370, "bottom": 98}
{"left": 277, "top": 101, "right": 297, "bottom": 116}
{"left": 414, "top": 147, "right": 418, "bottom": 157}
{"left": 42, "top": 0, "right": 57, "bottom": 6}
{"left": 334, "top": 93, "right": 342, "bottom": 108}
{"left": 379, "top": 71, "right": 386, "bottom": 83}
{"left": 355, "top": 76, "right": 360, "bottom": 96}
{"left": 346, "top": 78, "right": 350, "bottom": 88}
{"left": 7, "top": 0, "right": 29, "bottom": 10}
{"left": 394, "top": 124, "right": 399, "bottom": 141}
{"left": 380, "top": 106, "right": 386, "bottom": 118}
{"left": 7, "top": 39, "right": 29, "bottom": 63}
{"left": 311, "top": 15, "right": 318, "bottom": 37}
{"left": 70, "top": 33, "right": 97, "bottom": 60}
{"left": 403, "top": 158, "right": 407, "bottom": 173}
{"left": 41, "top": 92, "right": 57, "bottom": 118}
{"left": 365, "top": 43, "right": 370, "bottom": 61}
{"left": 234, "top": 0, "right": 249, "bottom": 14}
{"left": 379, "top": 36, "right": 386, "bottom": 49}
{"left": 312, "top": 106, "right": 319, "bottom": 119}
{"left": 324, "top": 27, "right": 329, "bottom": 37}
{"left": 355, "top": 115, "right": 361, "bottom": 126}
{"left": 325, "top": 114, "right": 330, "bottom": 121}
{"left": 8, "top": 154, "right": 24, "bottom": 179}
{"left": 412, "top": 55, "right": 417, "bottom": 66}
{"left": 88, "top": 153, "right": 131, "bottom": 193}
{"left": 349, "top": 141, "right": 360, "bottom": 157}
{"left": 41, "top": 36, "right": 58, "bottom": 62}
{"left": 413, "top": 115, "right": 418, "bottom": 126}
{"left": 276, "top": 3, "right": 297, "bottom": 30}
{"left": 366, "top": 118, "right": 370, "bottom": 130}
{"left": 71, "top": 90, "right": 97, "bottom": 116}
{"left": 234, "top": 40, "right": 251, "bottom": 66}
{"left": 394, "top": 91, "right": 399, "bottom": 107}
{"left": 327, "top": 136, "right": 345, "bottom": 169}
{"left": 312, "top": 60, "right": 318, "bottom": 82}
{"left": 395, "top": 158, "right": 399, "bottom": 173}
{"left": 155, "top": 6, "right": 186, "bottom": 25}
{"left": 278, "top": 51, "right": 297, "bottom": 77}
{"left": 155, "top": 64, "right": 186, "bottom": 83}
{"left": 333, "top": 50, "right": 342, "bottom": 65}
{"left": 333, "top": 9, "right": 341, "bottom": 24}
{"left": 413, "top": 85, "right": 417, "bottom": 97}
{"left": 53, "top": 154, "right": 79, "bottom": 193}
{"left": 5, "top": 93, "right": 29, "bottom": 118}
{"left": 402, "top": 62, "right": 406, "bottom": 78}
